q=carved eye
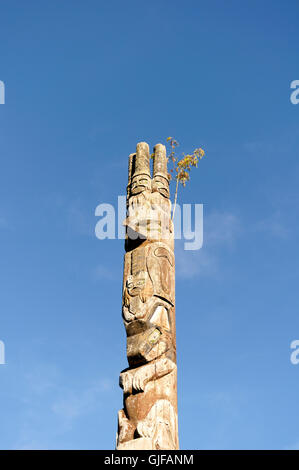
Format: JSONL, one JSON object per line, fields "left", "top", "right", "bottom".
{"left": 148, "top": 328, "right": 161, "bottom": 345}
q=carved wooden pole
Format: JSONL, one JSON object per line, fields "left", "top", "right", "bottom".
{"left": 116, "top": 142, "right": 179, "bottom": 450}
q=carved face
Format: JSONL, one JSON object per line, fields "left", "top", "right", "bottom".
{"left": 131, "top": 174, "right": 151, "bottom": 195}
{"left": 127, "top": 272, "right": 148, "bottom": 297}
{"left": 152, "top": 176, "right": 169, "bottom": 198}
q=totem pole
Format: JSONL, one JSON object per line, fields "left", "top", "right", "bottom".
{"left": 116, "top": 142, "right": 179, "bottom": 450}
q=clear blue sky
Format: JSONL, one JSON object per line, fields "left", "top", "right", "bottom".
{"left": 0, "top": 0, "right": 299, "bottom": 450}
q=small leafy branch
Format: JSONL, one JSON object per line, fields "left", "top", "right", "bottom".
{"left": 166, "top": 137, "right": 205, "bottom": 221}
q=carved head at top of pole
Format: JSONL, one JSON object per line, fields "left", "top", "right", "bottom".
{"left": 128, "top": 142, "right": 170, "bottom": 199}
